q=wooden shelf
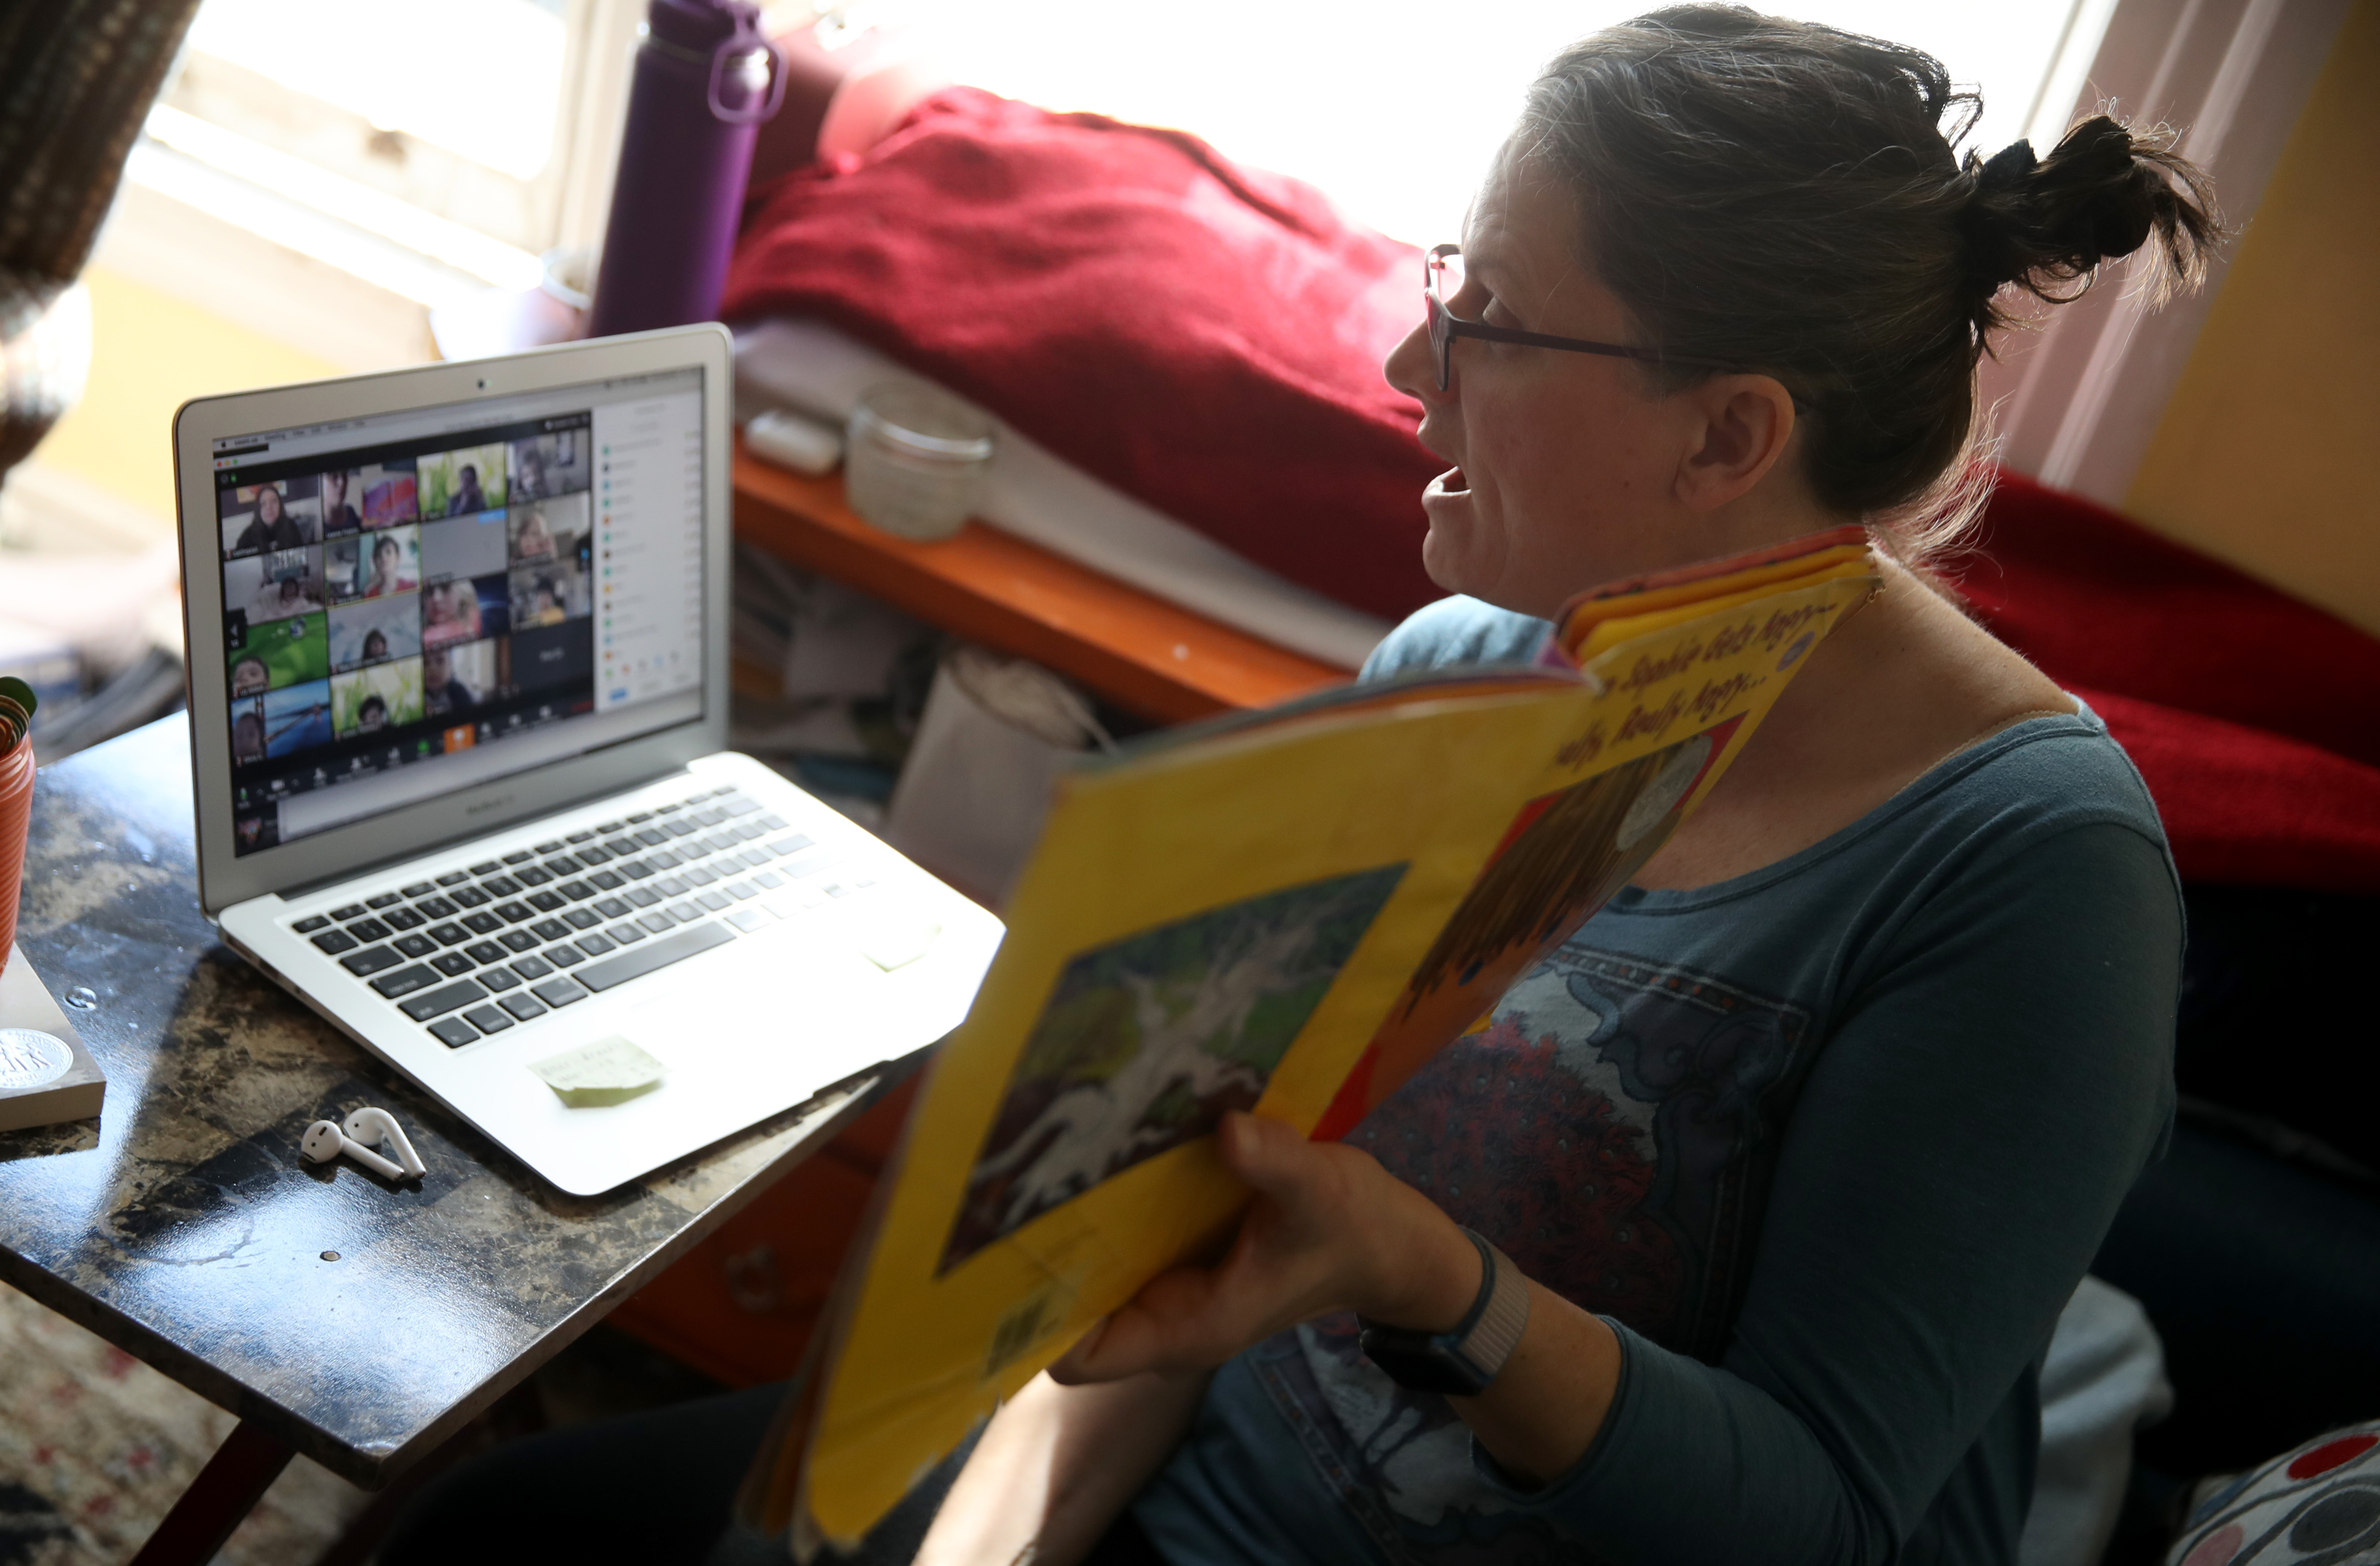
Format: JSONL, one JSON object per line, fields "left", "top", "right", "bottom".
{"left": 731, "top": 439, "right": 1352, "bottom": 723}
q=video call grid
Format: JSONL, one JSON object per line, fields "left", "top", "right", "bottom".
{"left": 220, "top": 414, "right": 604, "bottom": 854}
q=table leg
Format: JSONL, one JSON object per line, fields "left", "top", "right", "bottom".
{"left": 128, "top": 1419, "right": 295, "bottom": 1566}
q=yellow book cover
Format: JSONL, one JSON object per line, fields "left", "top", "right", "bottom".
{"left": 750, "top": 529, "right": 1877, "bottom": 1552}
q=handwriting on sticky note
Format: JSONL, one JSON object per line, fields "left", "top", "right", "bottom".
{"left": 529, "top": 1035, "right": 665, "bottom": 1106}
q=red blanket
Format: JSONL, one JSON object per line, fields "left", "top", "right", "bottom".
{"left": 725, "top": 87, "right": 1442, "bottom": 625}
{"left": 1956, "top": 474, "right": 2380, "bottom": 893}
{"left": 725, "top": 89, "right": 2380, "bottom": 893}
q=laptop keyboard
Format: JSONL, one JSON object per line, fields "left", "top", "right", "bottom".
{"left": 283, "top": 782, "right": 875, "bottom": 1048}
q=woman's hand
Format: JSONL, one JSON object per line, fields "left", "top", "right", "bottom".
{"left": 1049, "top": 1109, "right": 1628, "bottom": 1487}
{"left": 1049, "top": 1110, "right": 1483, "bottom": 1384}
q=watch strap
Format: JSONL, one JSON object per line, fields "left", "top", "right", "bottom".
{"left": 1357, "top": 1228, "right": 1532, "bottom": 1396}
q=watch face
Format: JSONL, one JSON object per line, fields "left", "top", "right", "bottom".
{"left": 1357, "top": 1326, "right": 1493, "bottom": 1398}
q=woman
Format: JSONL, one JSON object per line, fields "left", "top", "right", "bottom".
{"left": 512, "top": 504, "right": 557, "bottom": 563}
{"left": 384, "top": 10, "right": 2215, "bottom": 1565}
{"left": 322, "top": 469, "right": 362, "bottom": 533}
{"left": 518, "top": 574, "right": 568, "bottom": 627}
{"left": 363, "top": 534, "right": 417, "bottom": 599}
{"left": 422, "top": 580, "right": 461, "bottom": 648}
{"left": 230, "top": 485, "right": 305, "bottom": 554}
{"left": 450, "top": 462, "right": 488, "bottom": 516}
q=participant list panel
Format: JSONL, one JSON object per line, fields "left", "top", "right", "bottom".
{"left": 592, "top": 390, "right": 704, "bottom": 713}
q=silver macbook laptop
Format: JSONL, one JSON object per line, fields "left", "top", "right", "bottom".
{"left": 173, "top": 325, "right": 1003, "bottom": 1194}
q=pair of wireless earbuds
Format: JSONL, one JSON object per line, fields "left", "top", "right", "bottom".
{"left": 300, "top": 1107, "right": 425, "bottom": 1181}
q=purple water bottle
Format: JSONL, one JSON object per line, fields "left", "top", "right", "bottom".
{"left": 587, "top": 0, "right": 785, "bottom": 338}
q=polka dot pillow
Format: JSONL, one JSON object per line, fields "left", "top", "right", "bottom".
{"left": 2170, "top": 1422, "right": 2380, "bottom": 1564}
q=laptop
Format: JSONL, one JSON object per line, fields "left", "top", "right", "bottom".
{"left": 173, "top": 324, "right": 1004, "bottom": 1195}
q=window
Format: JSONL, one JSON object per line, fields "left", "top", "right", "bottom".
{"left": 897, "top": 0, "right": 2116, "bottom": 248}
{"left": 135, "top": 0, "right": 643, "bottom": 305}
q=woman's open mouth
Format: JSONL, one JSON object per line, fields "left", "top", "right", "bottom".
{"left": 1433, "top": 466, "right": 1469, "bottom": 496}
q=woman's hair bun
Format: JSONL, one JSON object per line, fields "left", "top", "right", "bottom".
{"left": 1961, "top": 113, "right": 2222, "bottom": 308}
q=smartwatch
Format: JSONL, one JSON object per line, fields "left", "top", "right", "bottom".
{"left": 1357, "top": 1228, "right": 1532, "bottom": 1396}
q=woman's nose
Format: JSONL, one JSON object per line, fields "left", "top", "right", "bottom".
{"left": 1383, "top": 316, "right": 1441, "bottom": 406}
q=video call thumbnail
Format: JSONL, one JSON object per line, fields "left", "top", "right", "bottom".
{"left": 228, "top": 612, "right": 327, "bottom": 695}
{"left": 425, "top": 638, "right": 497, "bottom": 716}
{"left": 332, "top": 657, "right": 424, "bottom": 737}
{"left": 327, "top": 526, "right": 420, "bottom": 603}
{"left": 328, "top": 596, "right": 423, "bottom": 673}
{"left": 220, "top": 480, "right": 324, "bottom": 556}
{"left": 508, "top": 430, "right": 590, "bottom": 501}
{"left": 224, "top": 548, "right": 325, "bottom": 623}
{"left": 420, "top": 509, "right": 509, "bottom": 583}
{"left": 232, "top": 679, "right": 333, "bottom": 764}
{"left": 507, "top": 489, "right": 588, "bottom": 566}
{"left": 420, "top": 573, "right": 511, "bottom": 649}
{"left": 509, "top": 557, "right": 588, "bottom": 628}
{"left": 360, "top": 460, "right": 419, "bottom": 528}
{"left": 419, "top": 443, "right": 508, "bottom": 519}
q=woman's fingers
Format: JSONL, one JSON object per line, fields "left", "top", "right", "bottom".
{"left": 1050, "top": 1113, "right": 1468, "bottom": 1382}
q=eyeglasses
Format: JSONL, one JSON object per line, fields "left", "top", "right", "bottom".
{"left": 1423, "top": 244, "right": 1739, "bottom": 392}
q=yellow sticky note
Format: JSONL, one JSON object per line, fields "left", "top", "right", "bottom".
{"left": 855, "top": 915, "right": 941, "bottom": 973}
{"left": 529, "top": 1035, "right": 666, "bottom": 1106}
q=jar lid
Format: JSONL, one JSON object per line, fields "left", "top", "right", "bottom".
{"left": 850, "top": 383, "right": 995, "bottom": 462}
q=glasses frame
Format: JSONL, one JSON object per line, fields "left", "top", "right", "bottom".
{"left": 1423, "top": 243, "right": 1739, "bottom": 391}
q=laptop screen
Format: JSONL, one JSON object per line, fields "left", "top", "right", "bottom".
{"left": 209, "top": 368, "right": 706, "bottom": 858}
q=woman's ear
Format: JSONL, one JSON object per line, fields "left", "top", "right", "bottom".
{"left": 1673, "top": 375, "right": 1798, "bottom": 512}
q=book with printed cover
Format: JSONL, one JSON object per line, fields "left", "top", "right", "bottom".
{"left": 745, "top": 529, "right": 1879, "bottom": 1552}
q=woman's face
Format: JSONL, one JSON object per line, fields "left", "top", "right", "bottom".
{"left": 374, "top": 539, "right": 399, "bottom": 576}
{"left": 1382, "top": 145, "right": 1787, "bottom": 619}
{"left": 257, "top": 488, "right": 283, "bottom": 525}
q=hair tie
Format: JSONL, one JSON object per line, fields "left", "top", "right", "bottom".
{"left": 1975, "top": 139, "right": 2038, "bottom": 193}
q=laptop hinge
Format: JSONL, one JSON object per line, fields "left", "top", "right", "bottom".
{"left": 268, "top": 763, "right": 698, "bottom": 903}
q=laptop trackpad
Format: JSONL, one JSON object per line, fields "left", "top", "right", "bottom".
{"left": 614, "top": 934, "right": 896, "bottom": 1098}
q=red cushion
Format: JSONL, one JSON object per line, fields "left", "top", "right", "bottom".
{"left": 724, "top": 86, "right": 1443, "bottom": 624}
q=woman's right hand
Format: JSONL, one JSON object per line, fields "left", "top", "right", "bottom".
{"left": 914, "top": 1368, "right": 1210, "bottom": 1566}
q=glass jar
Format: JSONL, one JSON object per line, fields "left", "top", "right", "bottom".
{"left": 843, "top": 383, "right": 995, "bottom": 542}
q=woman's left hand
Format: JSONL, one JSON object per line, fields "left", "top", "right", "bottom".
{"left": 1049, "top": 1110, "right": 1482, "bottom": 1384}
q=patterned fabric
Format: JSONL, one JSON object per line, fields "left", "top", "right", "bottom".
{"left": 1235, "top": 946, "right": 1820, "bottom": 1563}
{"left": 1347, "top": 950, "right": 1814, "bottom": 1364}
{"left": 2167, "top": 1424, "right": 2380, "bottom": 1566}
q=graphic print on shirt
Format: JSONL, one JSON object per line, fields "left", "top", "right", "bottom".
{"left": 1258, "top": 944, "right": 1815, "bottom": 1557}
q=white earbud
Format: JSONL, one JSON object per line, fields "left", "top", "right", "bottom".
{"left": 341, "top": 1107, "right": 426, "bottom": 1178}
{"left": 300, "top": 1119, "right": 405, "bottom": 1180}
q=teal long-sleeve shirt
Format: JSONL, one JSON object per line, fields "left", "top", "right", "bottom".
{"left": 1130, "top": 595, "right": 2182, "bottom": 1566}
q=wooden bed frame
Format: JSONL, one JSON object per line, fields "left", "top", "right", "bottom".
{"left": 731, "top": 436, "right": 1353, "bottom": 722}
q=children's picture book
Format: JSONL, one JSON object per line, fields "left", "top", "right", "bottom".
{"left": 746, "top": 528, "right": 1879, "bottom": 1552}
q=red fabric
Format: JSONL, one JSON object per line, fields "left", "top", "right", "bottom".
{"left": 1957, "top": 474, "right": 2380, "bottom": 893}
{"left": 724, "top": 87, "right": 1443, "bottom": 624}
{"left": 725, "top": 92, "right": 2380, "bottom": 892}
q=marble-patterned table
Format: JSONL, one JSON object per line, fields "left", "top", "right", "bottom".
{"left": 0, "top": 715, "right": 896, "bottom": 1562}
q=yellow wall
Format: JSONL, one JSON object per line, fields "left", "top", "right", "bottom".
{"left": 2126, "top": 0, "right": 2380, "bottom": 636}
{"left": 30, "top": 266, "right": 343, "bottom": 534}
